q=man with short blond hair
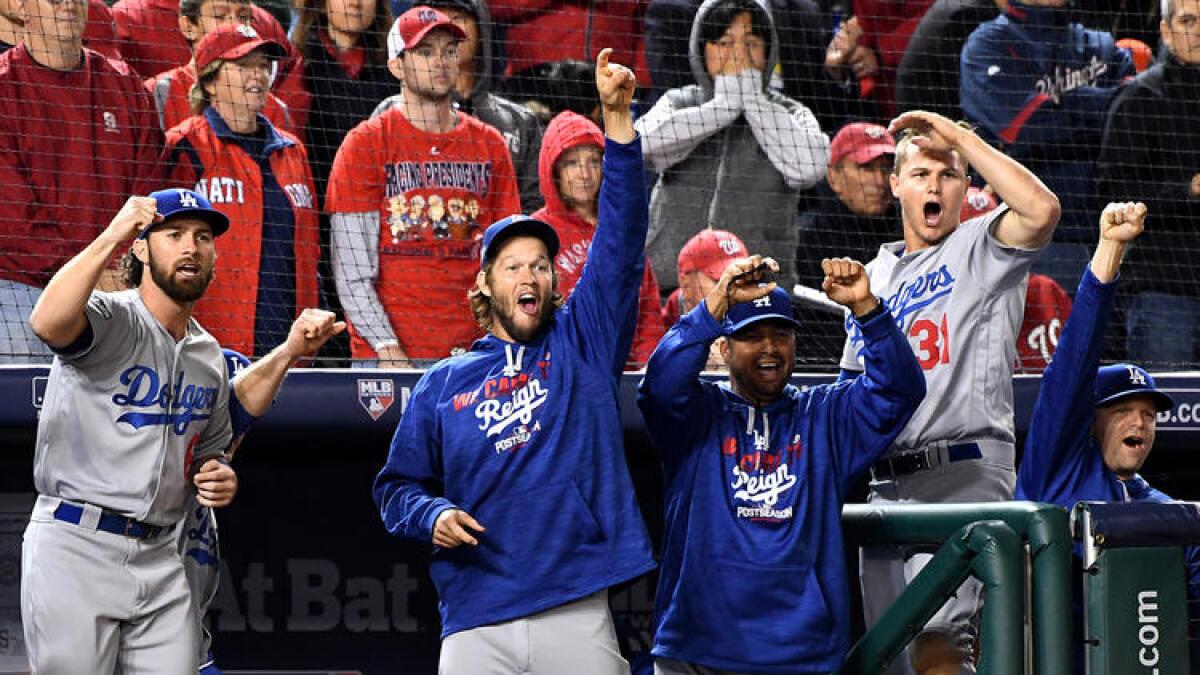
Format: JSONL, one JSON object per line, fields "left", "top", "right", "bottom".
{"left": 842, "top": 109, "right": 1059, "bottom": 675}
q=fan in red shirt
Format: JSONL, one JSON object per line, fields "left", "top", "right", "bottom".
{"left": 143, "top": 0, "right": 297, "bottom": 136}
{"left": 0, "top": 0, "right": 163, "bottom": 361}
{"left": 532, "top": 110, "right": 664, "bottom": 369}
{"left": 327, "top": 6, "right": 520, "bottom": 366}
{"left": 111, "top": 0, "right": 308, "bottom": 127}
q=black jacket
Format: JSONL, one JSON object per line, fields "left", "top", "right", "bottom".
{"left": 1096, "top": 57, "right": 1200, "bottom": 296}
{"left": 895, "top": 0, "right": 999, "bottom": 119}
{"left": 301, "top": 30, "right": 398, "bottom": 199}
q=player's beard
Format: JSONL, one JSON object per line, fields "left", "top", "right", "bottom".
{"left": 147, "top": 250, "right": 214, "bottom": 303}
{"left": 491, "top": 294, "right": 555, "bottom": 343}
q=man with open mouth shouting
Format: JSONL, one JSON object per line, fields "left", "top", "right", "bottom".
{"left": 1016, "top": 201, "right": 1200, "bottom": 667}
{"left": 839, "top": 109, "right": 1060, "bottom": 675}
{"left": 638, "top": 254, "right": 925, "bottom": 674}
{"left": 372, "top": 49, "right": 655, "bottom": 674}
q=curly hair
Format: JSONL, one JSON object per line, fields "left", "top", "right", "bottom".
{"left": 120, "top": 247, "right": 144, "bottom": 288}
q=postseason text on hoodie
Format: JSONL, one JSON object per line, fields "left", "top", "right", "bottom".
{"left": 637, "top": 302, "right": 925, "bottom": 673}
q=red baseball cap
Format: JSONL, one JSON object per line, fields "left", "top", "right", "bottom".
{"left": 193, "top": 23, "right": 285, "bottom": 73}
{"left": 387, "top": 6, "right": 467, "bottom": 60}
{"left": 678, "top": 229, "right": 748, "bottom": 280}
{"left": 961, "top": 186, "right": 999, "bottom": 221}
{"left": 829, "top": 122, "right": 897, "bottom": 166}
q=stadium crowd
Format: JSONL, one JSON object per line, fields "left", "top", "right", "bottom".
{"left": 1, "top": 0, "right": 1196, "bottom": 370}
{"left": 5, "top": 0, "right": 1200, "bottom": 672}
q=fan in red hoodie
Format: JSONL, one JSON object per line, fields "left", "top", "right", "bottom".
{"left": 533, "top": 110, "right": 665, "bottom": 369}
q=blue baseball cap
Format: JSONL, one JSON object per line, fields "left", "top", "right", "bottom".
{"left": 725, "top": 287, "right": 801, "bottom": 335}
{"left": 479, "top": 215, "right": 559, "bottom": 269}
{"left": 139, "top": 189, "right": 230, "bottom": 239}
{"left": 1093, "top": 364, "right": 1174, "bottom": 412}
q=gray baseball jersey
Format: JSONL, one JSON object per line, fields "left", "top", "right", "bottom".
{"left": 839, "top": 207, "right": 1040, "bottom": 466}
{"left": 33, "top": 289, "right": 233, "bottom": 525}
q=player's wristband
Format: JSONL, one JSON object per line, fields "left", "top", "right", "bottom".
{"left": 854, "top": 297, "right": 887, "bottom": 322}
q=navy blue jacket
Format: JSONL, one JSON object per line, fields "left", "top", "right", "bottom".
{"left": 960, "top": 1, "right": 1132, "bottom": 239}
{"left": 373, "top": 138, "right": 655, "bottom": 637}
{"left": 637, "top": 303, "right": 925, "bottom": 673}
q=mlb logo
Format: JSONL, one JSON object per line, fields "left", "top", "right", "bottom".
{"left": 358, "top": 379, "right": 395, "bottom": 421}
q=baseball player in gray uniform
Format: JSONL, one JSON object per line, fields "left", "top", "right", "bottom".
{"left": 839, "top": 111, "right": 1060, "bottom": 675}
{"left": 20, "top": 188, "right": 340, "bottom": 674}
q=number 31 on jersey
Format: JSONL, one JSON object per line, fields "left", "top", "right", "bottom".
{"left": 909, "top": 314, "right": 950, "bottom": 370}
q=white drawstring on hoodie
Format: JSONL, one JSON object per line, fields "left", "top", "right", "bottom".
{"left": 745, "top": 406, "right": 771, "bottom": 459}
{"left": 502, "top": 343, "right": 525, "bottom": 377}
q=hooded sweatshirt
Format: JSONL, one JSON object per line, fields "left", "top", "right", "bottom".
{"left": 533, "top": 111, "right": 665, "bottom": 369}
{"left": 371, "top": 0, "right": 545, "bottom": 212}
{"left": 636, "top": 0, "right": 829, "bottom": 295}
{"left": 373, "top": 137, "right": 655, "bottom": 638}
{"left": 638, "top": 302, "right": 925, "bottom": 672}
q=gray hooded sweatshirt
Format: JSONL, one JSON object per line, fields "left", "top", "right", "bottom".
{"left": 637, "top": 0, "right": 830, "bottom": 293}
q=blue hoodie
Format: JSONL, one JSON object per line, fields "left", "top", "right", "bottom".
{"left": 1016, "top": 266, "right": 1200, "bottom": 667}
{"left": 373, "top": 138, "right": 656, "bottom": 638}
{"left": 637, "top": 303, "right": 925, "bottom": 673}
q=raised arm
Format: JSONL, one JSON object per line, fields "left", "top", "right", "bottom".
{"left": 563, "top": 49, "right": 650, "bottom": 372}
{"left": 890, "top": 110, "right": 1060, "bottom": 249}
{"left": 230, "top": 309, "right": 346, "bottom": 416}
{"left": 1018, "top": 203, "right": 1145, "bottom": 500}
{"left": 29, "top": 197, "right": 161, "bottom": 349}
{"left": 822, "top": 257, "right": 926, "bottom": 481}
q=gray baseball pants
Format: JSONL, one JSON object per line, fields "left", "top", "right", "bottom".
{"left": 21, "top": 496, "right": 197, "bottom": 674}
{"left": 439, "top": 589, "right": 629, "bottom": 675}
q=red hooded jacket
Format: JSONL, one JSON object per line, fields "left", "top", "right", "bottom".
{"left": 532, "top": 111, "right": 664, "bottom": 369}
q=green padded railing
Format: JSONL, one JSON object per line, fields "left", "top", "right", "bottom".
{"left": 840, "top": 502, "right": 1074, "bottom": 674}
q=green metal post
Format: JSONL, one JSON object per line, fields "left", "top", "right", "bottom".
{"left": 838, "top": 520, "right": 1025, "bottom": 675}
{"left": 842, "top": 502, "right": 1073, "bottom": 674}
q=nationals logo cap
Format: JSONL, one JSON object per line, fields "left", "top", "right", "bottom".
{"left": 193, "top": 23, "right": 285, "bottom": 74}
{"left": 678, "top": 229, "right": 748, "bottom": 281}
{"left": 387, "top": 6, "right": 467, "bottom": 60}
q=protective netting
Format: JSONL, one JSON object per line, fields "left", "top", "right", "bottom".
{"left": 0, "top": 0, "right": 1195, "bottom": 370}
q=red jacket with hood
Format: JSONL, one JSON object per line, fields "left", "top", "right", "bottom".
{"left": 532, "top": 111, "right": 664, "bottom": 369}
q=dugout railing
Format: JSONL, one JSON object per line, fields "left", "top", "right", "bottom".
{"left": 842, "top": 501, "right": 1200, "bottom": 675}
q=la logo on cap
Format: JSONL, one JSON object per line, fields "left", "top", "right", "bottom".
{"left": 179, "top": 191, "right": 198, "bottom": 208}
{"left": 753, "top": 296, "right": 772, "bottom": 308}
{"left": 1127, "top": 365, "right": 1147, "bottom": 386}
{"left": 236, "top": 24, "right": 259, "bottom": 38}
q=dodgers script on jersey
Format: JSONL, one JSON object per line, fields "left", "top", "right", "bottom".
{"left": 33, "top": 290, "right": 233, "bottom": 526}
{"left": 840, "top": 207, "right": 1040, "bottom": 465}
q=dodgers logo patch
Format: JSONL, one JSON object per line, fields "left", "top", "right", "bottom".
{"left": 358, "top": 378, "right": 395, "bottom": 421}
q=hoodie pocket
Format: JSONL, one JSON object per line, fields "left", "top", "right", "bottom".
{"left": 669, "top": 556, "right": 836, "bottom": 664}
